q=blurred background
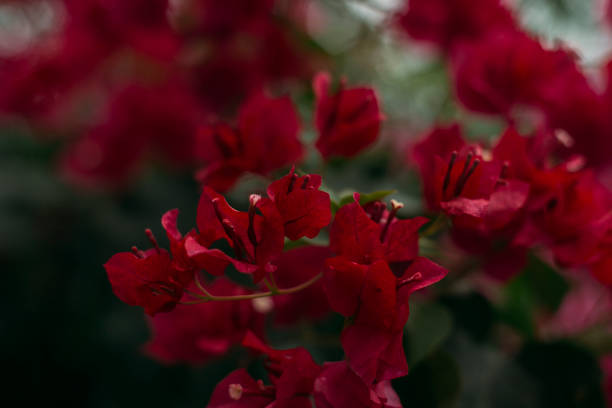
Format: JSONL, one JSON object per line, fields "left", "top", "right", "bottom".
{"left": 1, "top": 0, "right": 612, "bottom": 406}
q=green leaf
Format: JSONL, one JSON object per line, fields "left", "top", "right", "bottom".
{"left": 392, "top": 349, "right": 460, "bottom": 408}
{"left": 405, "top": 301, "right": 453, "bottom": 366}
{"left": 336, "top": 189, "right": 397, "bottom": 209}
{"left": 497, "top": 254, "right": 569, "bottom": 338}
{"left": 358, "top": 189, "right": 396, "bottom": 205}
{"left": 521, "top": 254, "right": 569, "bottom": 310}
{"left": 516, "top": 341, "right": 606, "bottom": 408}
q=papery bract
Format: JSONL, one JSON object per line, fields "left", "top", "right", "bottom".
{"left": 313, "top": 361, "right": 402, "bottom": 408}
{"left": 267, "top": 167, "right": 331, "bottom": 240}
{"left": 208, "top": 332, "right": 321, "bottom": 408}
{"left": 395, "top": 0, "right": 516, "bottom": 50}
{"left": 186, "top": 187, "right": 284, "bottom": 282}
{"left": 451, "top": 31, "right": 573, "bottom": 116}
{"left": 190, "top": 17, "right": 307, "bottom": 112}
{"left": 196, "top": 93, "right": 303, "bottom": 191}
{"left": 413, "top": 124, "right": 529, "bottom": 234}
{"left": 313, "top": 71, "right": 383, "bottom": 159}
{"left": 325, "top": 195, "right": 447, "bottom": 383}
{"left": 104, "top": 239, "right": 192, "bottom": 316}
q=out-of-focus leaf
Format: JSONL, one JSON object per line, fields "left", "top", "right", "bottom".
{"left": 440, "top": 292, "right": 495, "bottom": 342}
{"left": 499, "top": 274, "right": 536, "bottom": 338}
{"left": 522, "top": 254, "right": 569, "bottom": 310}
{"left": 516, "top": 340, "right": 606, "bottom": 408}
{"left": 405, "top": 301, "right": 453, "bottom": 366}
{"left": 446, "top": 331, "right": 539, "bottom": 408}
{"left": 498, "top": 254, "right": 569, "bottom": 337}
{"left": 392, "top": 349, "right": 460, "bottom": 408}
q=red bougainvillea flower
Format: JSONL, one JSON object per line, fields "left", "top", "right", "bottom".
{"left": 515, "top": 171, "right": 612, "bottom": 270}
{"left": 592, "top": 248, "right": 612, "bottom": 287}
{"left": 190, "top": 17, "right": 308, "bottom": 113}
{"left": 395, "top": 0, "right": 516, "bottom": 51}
{"left": 451, "top": 31, "right": 577, "bottom": 117}
{"left": 314, "top": 361, "right": 402, "bottom": 408}
{"left": 325, "top": 195, "right": 447, "bottom": 383}
{"left": 62, "top": 83, "right": 200, "bottom": 186}
{"left": 63, "top": 0, "right": 179, "bottom": 61}
{"left": 182, "top": 0, "right": 274, "bottom": 38}
{"left": 267, "top": 246, "right": 333, "bottom": 325}
{"left": 411, "top": 125, "right": 534, "bottom": 280}
{"left": 196, "top": 93, "right": 303, "bottom": 191}
{"left": 489, "top": 127, "right": 612, "bottom": 279}
{"left": 104, "top": 229, "right": 193, "bottom": 316}
{"left": 491, "top": 127, "right": 612, "bottom": 281}
{"left": 413, "top": 124, "right": 530, "bottom": 233}
{"left": 0, "top": 0, "right": 177, "bottom": 119}
{"left": 0, "top": 40, "right": 104, "bottom": 119}
{"left": 266, "top": 167, "right": 331, "bottom": 240}
{"left": 208, "top": 331, "right": 321, "bottom": 408}
{"left": 144, "top": 278, "right": 265, "bottom": 364}
{"left": 540, "top": 59, "right": 612, "bottom": 171}
{"left": 185, "top": 187, "right": 284, "bottom": 283}
{"left": 208, "top": 368, "right": 276, "bottom": 408}
{"left": 313, "top": 71, "right": 383, "bottom": 159}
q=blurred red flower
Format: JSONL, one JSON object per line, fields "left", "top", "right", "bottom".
{"left": 313, "top": 72, "right": 383, "bottom": 159}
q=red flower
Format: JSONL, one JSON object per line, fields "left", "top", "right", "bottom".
{"left": 208, "top": 332, "right": 321, "bottom": 408}
{"left": 144, "top": 278, "right": 265, "bottom": 364}
{"left": 196, "top": 93, "right": 303, "bottom": 191}
{"left": 539, "top": 62, "right": 612, "bottom": 171}
{"left": 491, "top": 128, "right": 612, "bottom": 279}
{"left": 313, "top": 72, "right": 383, "bottom": 159}
{"left": 413, "top": 124, "right": 530, "bottom": 233}
{"left": 395, "top": 0, "right": 516, "bottom": 50}
{"left": 190, "top": 19, "right": 308, "bottom": 113}
{"left": 268, "top": 246, "right": 333, "bottom": 325}
{"left": 314, "top": 361, "right": 402, "bottom": 408}
{"left": 208, "top": 369, "right": 276, "bottom": 408}
{"left": 185, "top": 187, "right": 284, "bottom": 283}
{"left": 515, "top": 171, "right": 612, "bottom": 270}
{"left": 63, "top": 0, "right": 179, "bottom": 60}
{"left": 183, "top": 0, "right": 274, "bottom": 38}
{"left": 0, "top": 0, "right": 177, "bottom": 119}
{"left": 266, "top": 167, "right": 331, "bottom": 240}
{"left": 451, "top": 31, "right": 576, "bottom": 117}
{"left": 62, "top": 83, "right": 200, "bottom": 186}
{"left": 324, "top": 195, "right": 447, "bottom": 383}
{"left": 104, "top": 230, "right": 193, "bottom": 316}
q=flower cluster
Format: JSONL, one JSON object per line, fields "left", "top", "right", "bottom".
{"left": 47, "top": 0, "right": 612, "bottom": 405}
{"left": 397, "top": 0, "right": 612, "bottom": 171}
{"left": 104, "top": 164, "right": 447, "bottom": 405}
{"left": 0, "top": 0, "right": 313, "bottom": 186}
{"left": 398, "top": 0, "right": 612, "bottom": 284}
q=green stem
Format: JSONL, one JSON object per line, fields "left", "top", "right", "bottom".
{"left": 421, "top": 214, "right": 448, "bottom": 238}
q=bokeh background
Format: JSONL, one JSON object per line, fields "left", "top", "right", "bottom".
{"left": 2, "top": 0, "right": 612, "bottom": 406}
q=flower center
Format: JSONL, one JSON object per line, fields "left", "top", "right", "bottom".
{"left": 442, "top": 150, "right": 480, "bottom": 199}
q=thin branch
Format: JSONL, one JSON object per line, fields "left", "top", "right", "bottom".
{"left": 184, "top": 272, "right": 324, "bottom": 304}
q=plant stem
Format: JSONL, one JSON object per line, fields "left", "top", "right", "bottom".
{"left": 184, "top": 272, "right": 323, "bottom": 304}
{"left": 421, "top": 214, "right": 448, "bottom": 238}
